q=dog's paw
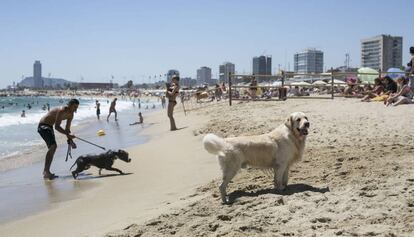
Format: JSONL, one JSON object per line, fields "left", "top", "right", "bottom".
{"left": 275, "top": 185, "right": 287, "bottom": 191}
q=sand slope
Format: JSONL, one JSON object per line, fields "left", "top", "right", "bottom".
{"left": 107, "top": 99, "right": 414, "bottom": 237}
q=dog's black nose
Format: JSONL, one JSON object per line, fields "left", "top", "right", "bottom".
{"left": 304, "top": 122, "right": 310, "bottom": 128}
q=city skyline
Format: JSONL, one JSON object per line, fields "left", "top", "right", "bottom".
{"left": 1, "top": 0, "right": 413, "bottom": 88}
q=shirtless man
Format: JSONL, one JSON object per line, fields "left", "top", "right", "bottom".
{"left": 38, "top": 99, "right": 78, "bottom": 179}
{"left": 95, "top": 100, "right": 101, "bottom": 120}
{"left": 166, "top": 75, "right": 180, "bottom": 131}
{"left": 107, "top": 98, "right": 118, "bottom": 121}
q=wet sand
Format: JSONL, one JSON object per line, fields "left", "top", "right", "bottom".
{"left": 0, "top": 104, "right": 149, "bottom": 224}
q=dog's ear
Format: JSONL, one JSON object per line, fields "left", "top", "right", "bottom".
{"left": 285, "top": 115, "right": 293, "bottom": 130}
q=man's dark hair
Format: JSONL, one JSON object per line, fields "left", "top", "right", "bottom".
{"left": 68, "top": 99, "right": 80, "bottom": 106}
{"left": 410, "top": 47, "right": 414, "bottom": 54}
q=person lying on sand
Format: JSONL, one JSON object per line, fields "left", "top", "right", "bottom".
{"left": 38, "top": 99, "right": 78, "bottom": 180}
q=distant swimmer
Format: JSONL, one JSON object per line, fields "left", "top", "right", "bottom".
{"left": 129, "top": 112, "right": 143, "bottom": 126}
{"left": 38, "top": 99, "right": 78, "bottom": 180}
{"left": 161, "top": 96, "right": 166, "bottom": 109}
{"left": 21, "top": 110, "right": 26, "bottom": 117}
{"left": 107, "top": 98, "right": 118, "bottom": 121}
{"left": 95, "top": 100, "right": 101, "bottom": 120}
{"left": 46, "top": 103, "right": 50, "bottom": 111}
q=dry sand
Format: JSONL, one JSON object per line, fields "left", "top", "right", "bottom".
{"left": 1, "top": 98, "right": 413, "bottom": 237}
{"left": 107, "top": 98, "right": 414, "bottom": 237}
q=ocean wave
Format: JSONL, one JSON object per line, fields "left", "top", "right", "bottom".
{"left": 0, "top": 99, "right": 134, "bottom": 128}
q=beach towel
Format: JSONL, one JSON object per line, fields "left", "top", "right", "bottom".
{"left": 371, "top": 95, "right": 389, "bottom": 102}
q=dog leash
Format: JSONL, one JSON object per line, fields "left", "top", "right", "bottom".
{"left": 65, "top": 137, "right": 106, "bottom": 162}
{"left": 65, "top": 140, "right": 73, "bottom": 162}
{"left": 75, "top": 136, "right": 106, "bottom": 150}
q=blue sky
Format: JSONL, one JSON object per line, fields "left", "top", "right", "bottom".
{"left": 1, "top": 0, "right": 413, "bottom": 88}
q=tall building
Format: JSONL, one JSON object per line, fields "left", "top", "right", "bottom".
{"left": 33, "top": 60, "right": 43, "bottom": 88}
{"left": 294, "top": 49, "right": 324, "bottom": 74}
{"left": 252, "top": 56, "right": 271, "bottom": 80}
{"left": 361, "top": 34, "right": 402, "bottom": 71}
{"left": 219, "top": 62, "right": 235, "bottom": 83}
{"left": 18, "top": 60, "right": 75, "bottom": 89}
{"left": 180, "top": 77, "right": 197, "bottom": 87}
{"left": 197, "top": 66, "right": 212, "bottom": 85}
{"left": 166, "top": 69, "right": 179, "bottom": 83}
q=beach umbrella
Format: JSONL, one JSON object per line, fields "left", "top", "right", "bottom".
{"left": 345, "top": 75, "right": 358, "bottom": 84}
{"left": 312, "top": 80, "right": 327, "bottom": 85}
{"left": 386, "top": 68, "right": 404, "bottom": 79}
{"left": 290, "top": 81, "right": 311, "bottom": 86}
{"left": 331, "top": 79, "right": 346, "bottom": 85}
{"left": 272, "top": 81, "right": 282, "bottom": 87}
{"left": 358, "top": 67, "right": 379, "bottom": 83}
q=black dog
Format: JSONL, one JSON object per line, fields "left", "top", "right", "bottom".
{"left": 70, "top": 149, "right": 131, "bottom": 179}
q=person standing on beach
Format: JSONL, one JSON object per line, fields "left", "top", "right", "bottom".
{"left": 38, "top": 99, "right": 78, "bottom": 179}
{"left": 161, "top": 96, "right": 166, "bottom": 109}
{"left": 21, "top": 110, "right": 26, "bottom": 117}
{"left": 249, "top": 77, "right": 258, "bottom": 100}
{"left": 95, "top": 100, "right": 101, "bottom": 120}
{"left": 107, "top": 98, "right": 118, "bottom": 121}
{"left": 166, "top": 75, "right": 180, "bottom": 131}
{"left": 407, "top": 46, "right": 414, "bottom": 88}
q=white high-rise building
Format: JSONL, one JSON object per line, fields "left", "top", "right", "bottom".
{"left": 361, "top": 34, "right": 402, "bottom": 71}
{"left": 294, "top": 49, "right": 324, "bottom": 74}
{"left": 219, "top": 62, "right": 235, "bottom": 83}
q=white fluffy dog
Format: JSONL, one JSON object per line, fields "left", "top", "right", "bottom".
{"left": 203, "top": 112, "right": 310, "bottom": 203}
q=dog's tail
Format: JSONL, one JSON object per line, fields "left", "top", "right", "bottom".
{"left": 203, "top": 133, "right": 226, "bottom": 156}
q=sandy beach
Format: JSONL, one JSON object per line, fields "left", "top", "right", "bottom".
{"left": 1, "top": 98, "right": 414, "bottom": 236}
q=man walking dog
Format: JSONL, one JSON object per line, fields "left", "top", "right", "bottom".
{"left": 38, "top": 99, "right": 78, "bottom": 179}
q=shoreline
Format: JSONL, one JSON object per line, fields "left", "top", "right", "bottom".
{"left": 0, "top": 99, "right": 159, "bottom": 225}
{"left": 0, "top": 103, "right": 221, "bottom": 236}
{"left": 0, "top": 95, "right": 160, "bottom": 172}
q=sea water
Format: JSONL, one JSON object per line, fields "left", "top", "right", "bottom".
{"left": 0, "top": 96, "right": 139, "bottom": 162}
